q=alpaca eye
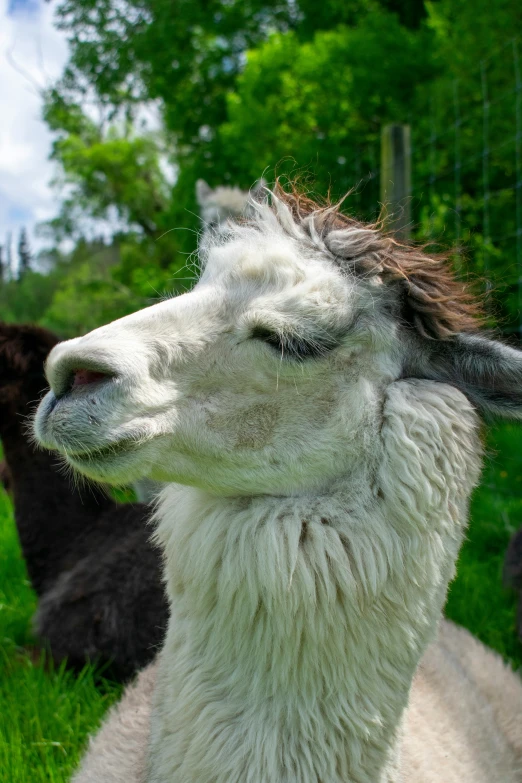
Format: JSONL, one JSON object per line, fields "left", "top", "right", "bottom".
{"left": 250, "top": 326, "right": 338, "bottom": 360}
{"left": 250, "top": 326, "right": 283, "bottom": 351}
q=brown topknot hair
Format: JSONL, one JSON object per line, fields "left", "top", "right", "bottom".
{"left": 271, "top": 182, "right": 482, "bottom": 340}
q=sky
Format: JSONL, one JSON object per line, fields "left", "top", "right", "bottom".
{"left": 0, "top": 0, "right": 68, "bottom": 264}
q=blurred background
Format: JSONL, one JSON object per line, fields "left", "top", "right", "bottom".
{"left": 2, "top": 0, "right": 522, "bottom": 338}
{"left": 1, "top": 0, "right": 522, "bottom": 779}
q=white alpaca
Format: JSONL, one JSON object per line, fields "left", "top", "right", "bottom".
{"left": 34, "top": 188, "right": 522, "bottom": 781}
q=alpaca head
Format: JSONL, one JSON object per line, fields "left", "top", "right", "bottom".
{"left": 0, "top": 322, "right": 59, "bottom": 435}
{"left": 196, "top": 179, "right": 266, "bottom": 229}
{"left": 34, "top": 188, "right": 522, "bottom": 494}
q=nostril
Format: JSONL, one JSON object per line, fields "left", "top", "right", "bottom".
{"left": 71, "top": 368, "right": 112, "bottom": 389}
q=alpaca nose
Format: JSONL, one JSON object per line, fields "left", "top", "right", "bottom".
{"left": 60, "top": 365, "right": 117, "bottom": 397}
{"left": 45, "top": 331, "right": 146, "bottom": 399}
{"left": 46, "top": 352, "right": 119, "bottom": 399}
{"left": 71, "top": 368, "right": 111, "bottom": 388}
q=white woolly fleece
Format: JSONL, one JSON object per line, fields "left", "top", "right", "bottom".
{"left": 72, "top": 619, "right": 522, "bottom": 783}
{"left": 73, "top": 379, "right": 514, "bottom": 783}
{"left": 143, "top": 381, "right": 482, "bottom": 782}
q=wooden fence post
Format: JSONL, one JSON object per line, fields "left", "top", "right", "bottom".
{"left": 380, "top": 124, "right": 411, "bottom": 240}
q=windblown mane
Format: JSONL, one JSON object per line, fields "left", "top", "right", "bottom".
{"left": 243, "top": 185, "right": 483, "bottom": 340}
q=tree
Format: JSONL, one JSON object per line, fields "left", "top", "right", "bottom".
{"left": 216, "top": 13, "right": 435, "bottom": 203}
{"left": 37, "top": 0, "right": 439, "bottom": 331}
{"left": 5, "top": 233, "right": 13, "bottom": 282}
{"left": 43, "top": 96, "right": 173, "bottom": 242}
{"left": 17, "top": 228, "right": 32, "bottom": 280}
{"left": 51, "top": 0, "right": 295, "bottom": 150}
{"left": 41, "top": 94, "right": 190, "bottom": 295}
{"left": 49, "top": 0, "right": 426, "bottom": 166}
{"left": 36, "top": 0, "right": 521, "bottom": 339}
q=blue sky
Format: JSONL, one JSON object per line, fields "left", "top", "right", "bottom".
{"left": 0, "top": 0, "right": 68, "bottom": 264}
{"left": 8, "top": 0, "right": 40, "bottom": 13}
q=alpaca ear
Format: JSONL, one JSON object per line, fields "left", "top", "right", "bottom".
{"left": 196, "top": 179, "right": 213, "bottom": 205}
{"left": 405, "top": 333, "right": 522, "bottom": 419}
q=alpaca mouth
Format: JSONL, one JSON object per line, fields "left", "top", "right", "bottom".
{"left": 65, "top": 438, "right": 139, "bottom": 465}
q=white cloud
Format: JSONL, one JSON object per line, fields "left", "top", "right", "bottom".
{"left": 0, "top": 0, "right": 68, "bottom": 263}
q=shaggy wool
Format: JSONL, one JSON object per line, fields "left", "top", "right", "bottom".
{"left": 71, "top": 621, "right": 522, "bottom": 783}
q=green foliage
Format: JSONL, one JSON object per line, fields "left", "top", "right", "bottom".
{"left": 42, "top": 260, "right": 142, "bottom": 338}
{"left": 53, "top": 0, "right": 295, "bottom": 150}
{"left": 16, "top": 0, "right": 518, "bottom": 339}
{"left": 1, "top": 0, "right": 518, "bottom": 338}
{"left": 1, "top": 93, "right": 193, "bottom": 337}
{"left": 218, "top": 14, "right": 435, "bottom": 195}
{"left": 35, "top": 235, "right": 191, "bottom": 339}
{"left": 44, "top": 94, "right": 172, "bottom": 240}
{"left": 159, "top": 7, "right": 437, "bottom": 248}
{"left": 409, "top": 0, "right": 522, "bottom": 329}
{"left": 0, "top": 270, "right": 62, "bottom": 327}
{"left": 296, "top": 0, "right": 428, "bottom": 35}
{"left": 0, "top": 234, "right": 187, "bottom": 338}
{"left": 42, "top": 0, "right": 437, "bottom": 257}
{"left": 425, "top": 0, "right": 522, "bottom": 74}
{"left": 32, "top": 85, "right": 196, "bottom": 336}
{"left": 51, "top": 0, "right": 428, "bottom": 158}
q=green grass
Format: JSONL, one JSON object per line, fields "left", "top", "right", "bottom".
{"left": 0, "top": 485, "right": 122, "bottom": 782}
{"left": 0, "top": 423, "right": 521, "bottom": 780}
{"left": 446, "top": 422, "right": 522, "bottom": 668}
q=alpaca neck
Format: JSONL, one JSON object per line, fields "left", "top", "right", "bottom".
{"left": 148, "top": 382, "right": 482, "bottom": 783}
{"left": 151, "top": 488, "right": 409, "bottom": 782}
{"left": 1, "top": 422, "right": 113, "bottom": 594}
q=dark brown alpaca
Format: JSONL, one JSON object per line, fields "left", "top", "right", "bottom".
{"left": 0, "top": 322, "right": 167, "bottom": 680}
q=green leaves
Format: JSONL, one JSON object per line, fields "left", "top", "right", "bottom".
{"left": 44, "top": 91, "right": 171, "bottom": 238}
{"left": 15, "top": 0, "right": 519, "bottom": 337}
{"left": 218, "top": 14, "right": 435, "bottom": 200}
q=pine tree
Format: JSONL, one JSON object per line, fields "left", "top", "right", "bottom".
{"left": 5, "top": 233, "right": 13, "bottom": 282}
{"left": 18, "top": 227, "right": 32, "bottom": 280}
{"left": 0, "top": 245, "right": 4, "bottom": 283}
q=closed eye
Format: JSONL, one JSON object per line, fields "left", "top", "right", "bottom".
{"left": 250, "top": 326, "right": 340, "bottom": 361}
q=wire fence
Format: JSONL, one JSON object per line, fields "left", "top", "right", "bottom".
{"left": 342, "top": 37, "right": 522, "bottom": 340}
